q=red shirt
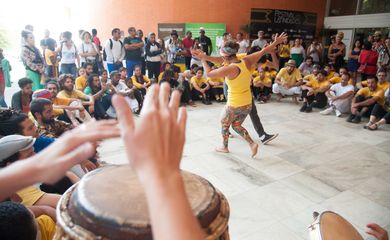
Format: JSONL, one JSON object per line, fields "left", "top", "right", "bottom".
{"left": 360, "top": 49, "right": 378, "bottom": 75}
{"left": 93, "top": 36, "right": 101, "bottom": 50}
{"left": 182, "top": 38, "right": 194, "bottom": 57}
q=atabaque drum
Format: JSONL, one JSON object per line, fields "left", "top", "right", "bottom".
{"left": 308, "top": 211, "right": 363, "bottom": 240}
{"left": 54, "top": 165, "right": 230, "bottom": 240}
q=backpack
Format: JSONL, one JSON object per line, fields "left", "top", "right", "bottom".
{"left": 103, "top": 39, "right": 123, "bottom": 61}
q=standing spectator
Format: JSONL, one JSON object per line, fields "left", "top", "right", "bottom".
{"left": 145, "top": 32, "right": 163, "bottom": 80}
{"left": 191, "top": 39, "right": 203, "bottom": 67}
{"left": 165, "top": 30, "right": 181, "bottom": 63}
{"left": 251, "top": 30, "right": 267, "bottom": 49}
{"left": 78, "top": 31, "right": 99, "bottom": 74}
{"left": 11, "top": 78, "right": 33, "bottom": 114}
{"left": 217, "top": 32, "right": 232, "bottom": 51}
{"left": 20, "top": 30, "right": 45, "bottom": 91}
{"left": 290, "top": 38, "right": 306, "bottom": 67}
{"left": 347, "top": 39, "right": 362, "bottom": 85}
{"left": 236, "top": 32, "right": 249, "bottom": 54}
{"left": 104, "top": 28, "right": 125, "bottom": 74}
{"left": 136, "top": 29, "right": 146, "bottom": 75}
{"left": 124, "top": 27, "right": 144, "bottom": 77}
{"left": 91, "top": 29, "right": 102, "bottom": 51}
{"left": 195, "top": 27, "right": 212, "bottom": 55}
{"left": 278, "top": 37, "right": 290, "bottom": 69}
{"left": 359, "top": 41, "right": 379, "bottom": 81}
{"left": 307, "top": 37, "right": 323, "bottom": 64}
{"left": 373, "top": 31, "right": 385, "bottom": 53}
{"left": 377, "top": 37, "right": 390, "bottom": 81}
{"left": 0, "top": 48, "right": 11, "bottom": 107}
{"left": 58, "top": 31, "right": 79, "bottom": 78}
{"left": 39, "top": 29, "right": 55, "bottom": 52}
{"left": 182, "top": 31, "right": 194, "bottom": 69}
{"left": 328, "top": 32, "right": 346, "bottom": 72}
{"left": 43, "top": 38, "right": 59, "bottom": 78}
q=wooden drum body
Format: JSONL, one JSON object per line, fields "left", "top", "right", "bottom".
{"left": 55, "top": 165, "right": 230, "bottom": 240}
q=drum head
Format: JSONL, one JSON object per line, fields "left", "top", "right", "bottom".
{"left": 320, "top": 212, "right": 363, "bottom": 240}
{"left": 68, "top": 165, "right": 220, "bottom": 239}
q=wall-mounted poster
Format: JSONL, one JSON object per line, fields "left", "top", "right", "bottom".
{"left": 185, "top": 23, "right": 226, "bottom": 56}
{"left": 250, "top": 9, "right": 317, "bottom": 41}
{"left": 157, "top": 23, "right": 186, "bottom": 41}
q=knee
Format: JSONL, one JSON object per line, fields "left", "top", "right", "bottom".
{"left": 272, "top": 83, "right": 279, "bottom": 93}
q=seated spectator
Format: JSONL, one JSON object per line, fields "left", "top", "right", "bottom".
{"left": 298, "top": 56, "right": 314, "bottom": 76}
{"left": 160, "top": 69, "right": 179, "bottom": 89}
{"left": 45, "top": 80, "right": 90, "bottom": 126}
{"left": 119, "top": 66, "right": 127, "bottom": 83}
{"left": 0, "top": 201, "right": 56, "bottom": 240}
{"left": 158, "top": 62, "right": 172, "bottom": 82}
{"left": 347, "top": 75, "right": 385, "bottom": 123}
{"left": 329, "top": 67, "right": 353, "bottom": 85}
{"left": 321, "top": 72, "right": 355, "bottom": 117}
{"left": 57, "top": 74, "right": 95, "bottom": 116}
{"left": 303, "top": 64, "right": 320, "bottom": 83}
{"left": 361, "top": 69, "right": 390, "bottom": 91}
{"left": 0, "top": 135, "right": 61, "bottom": 209}
{"left": 125, "top": 76, "right": 143, "bottom": 113}
{"left": 101, "top": 69, "right": 108, "bottom": 84}
{"left": 30, "top": 98, "right": 72, "bottom": 138}
{"left": 131, "top": 65, "right": 151, "bottom": 96}
{"left": 109, "top": 70, "right": 139, "bottom": 113}
{"left": 252, "top": 67, "right": 272, "bottom": 103}
{"left": 11, "top": 78, "right": 33, "bottom": 114}
{"left": 177, "top": 70, "right": 196, "bottom": 106}
{"left": 300, "top": 70, "right": 331, "bottom": 112}
{"left": 75, "top": 67, "right": 87, "bottom": 91}
{"left": 273, "top": 59, "right": 303, "bottom": 103}
{"left": 190, "top": 67, "right": 211, "bottom": 105}
{"left": 324, "top": 64, "right": 336, "bottom": 81}
{"left": 84, "top": 74, "right": 113, "bottom": 119}
{"left": 365, "top": 88, "right": 389, "bottom": 130}
{"left": 207, "top": 65, "right": 225, "bottom": 102}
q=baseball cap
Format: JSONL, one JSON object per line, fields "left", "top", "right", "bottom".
{"left": 0, "top": 135, "right": 36, "bottom": 162}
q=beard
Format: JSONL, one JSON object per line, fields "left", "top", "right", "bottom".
{"left": 64, "top": 85, "right": 74, "bottom": 92}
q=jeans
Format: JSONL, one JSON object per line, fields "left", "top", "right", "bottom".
{"left": 94, "top": 94, "right": 112, "bottom": 119}
{"left": 125, "top": 60, "right": 141, "bottom": 77}
{"left": 107, "top": 62, "right": 123, "bottom": 75}
{"left": 61, "top": 63, "right": 77, "bottom": 78}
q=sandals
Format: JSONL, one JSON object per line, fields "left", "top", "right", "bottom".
{"left": 367, "top": 123, "right": 378, "bottom": 131}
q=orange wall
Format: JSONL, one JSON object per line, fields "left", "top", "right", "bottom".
{"left": 71, "top": 0, "right": 326, "bottom": 40}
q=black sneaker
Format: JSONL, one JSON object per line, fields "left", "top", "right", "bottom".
{"left": 261, "top": 133, "right": 279, "bottom": 145}
{"left": 202, "top": 99, "right": 212, "bottom": 105}
{"left": 305, "top": 106, "right": 313, "bottom": 113}
{"left": 300, "top": 104, "right": 307, "bottom": 112}
{"left": 351, "top": 115, "right": 361, "bottom": 123}
{"left": 346, "top": 114, "right": 355, "bottom": 122}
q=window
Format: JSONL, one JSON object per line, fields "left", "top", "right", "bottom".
{"left": 358, "top": 0, "right": 390, "bottom": 14}
{"left": 329, "top": 0, "right": 358, "bottom": 16}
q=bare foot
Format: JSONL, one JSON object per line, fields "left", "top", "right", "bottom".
{"left": 216, "top": 147, "right": 229, "bottom": 153}
{"left": 250, "top": 143, "right": 259, "bottom": 158}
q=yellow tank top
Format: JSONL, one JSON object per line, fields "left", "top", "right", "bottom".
{"left": 226, "top": 60, "right": 252, "bottom": 107}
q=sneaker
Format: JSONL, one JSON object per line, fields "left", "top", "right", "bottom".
{"left": 320, "top": 107, "right": 334, "bottom": 115}
{"left": 335, "top": 109, "right": 342, "bottom": 117}
{"left": 346, "top": 114, "right": 356, "bottom": 122}
{"left": 305, "top": 106, "right": 313, "bottom": 113}
{"left": 299, "top": 104, "right": 307, "bottom": 112}
{"left": 202, "top": 99, "right": 212, "bottom": 105}
{"left": 351, "top": 115, "right": 361, "bottom": 123}
{"left": 261, "top": 133, "right": 279, "bottom": 145}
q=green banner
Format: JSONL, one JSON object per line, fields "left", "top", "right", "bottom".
{"left": 185, "top": 23, "right": 226, "bottom": 56}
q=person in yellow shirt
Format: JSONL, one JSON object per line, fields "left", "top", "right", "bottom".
{"left": 347, "top": 76, "right": 385, "bottom": 123}
{"left": 43, "top": 38, "right": 59, "bottom": 78}
{"left": 324, "top": 64, "right": 335, "bottom": 81}
{"left": 191, "top": 67, "right": 211, "bottom": 105}
{"left": 273, "top": 59, "right": 303, "bottom": 103}
{"left": 207, "top": 65, "right": 225, "bottom": 102}
{"left": 361, "top": 69, "right": 390, "bottom": 91}
{"left": 75, "top": 67, "right": 88, "bottom": 91}
{"left": 303, "top": 64, "right": 320, "bottom": 83}
{"left": 131, "top": 65, "right": 151, "bottom": 96}
{"left": 300, "top": 70, "right": 331, "bottom": 112}
{"left": 366, "top": 87, "right": 390, "bottom": 130}
{"left": 278, "top": 37, "right": 290, "bottom": 69}
{"left": 252, "top": 67, "right": 272, "bottom": 103}
{"left": 328, "top": 67, "right": 354, "bottom": 86}
{"left": 158, "top": 62, "right": 172, "bottom": 82}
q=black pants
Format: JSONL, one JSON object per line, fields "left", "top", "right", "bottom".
{"left": 180, "top": 81, "right": 192, "bottom": 103}
{"left": 185, "top": 56, "right": 191, "bottom": 70}
{"left": 94, "top": 94, "right": 112, "bottom": 119}
{"left": 371, "top": 104, "right": 390, "bottom": 123}
{"left": 355, "top": 95, "right": 375, "bottom": 117}
{"left": 252, "top": 86, "right": 271, "bottom": 99}
{"left": 133, "top": 89, "right": 144, "bottom": 109}
{"left": 40, "top": 177, "right": 73, "bottom": 194}
{"left": 249, "top": 98, "right": 265, "bottom": 137}
{"left": 147, "top": 61, "right": 160, "bottom": 80}
{"left": 191, "top": 84, "right": 211, "bottom": 100}
{"left": 140, "top": 58, "right": 146, "bottom": 75}
{"left": 301, "top": 90, "right": 327, "bottom": 108}
{"left": 211, "top": 87, "right": 224, "bottom": 99}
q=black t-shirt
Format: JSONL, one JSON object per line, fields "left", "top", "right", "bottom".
{"left": 195, "top": 36, "right": 212, "bottom": 55}
{"left": 124, "top": 36, "right": 143, "bottom": 61}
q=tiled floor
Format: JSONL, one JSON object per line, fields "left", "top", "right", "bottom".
{"left": 99, "top": 99, "right": 390, "bottom": 240}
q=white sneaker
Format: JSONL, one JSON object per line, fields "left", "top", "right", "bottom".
{"left": 335, "top": 109, "right": 342, "bottom": 117}
{"left": 320, "top": 107, "right": 334, "bottom": 115}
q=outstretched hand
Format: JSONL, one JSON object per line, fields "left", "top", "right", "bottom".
{"left": 366, "top": 223, "right": 389, "bottom": 240}
{"left": 190, "top": 49, "right": 207, "bottom": 61}
{"left": 272, "top": 32, "right": 288, "bottom": 46}
{"left": 113, "top": 83, "right": 187, "bottom": 182}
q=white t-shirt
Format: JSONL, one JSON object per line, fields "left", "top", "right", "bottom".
{"left": 78, "top": 42, "right": 98, "bottom": 63}
{"left": 237, "top": 40, "right": 249, "bottom": 54}
{"left": 251, "top": 39, "right": 267, "bottom": 49}
{"left": 105, "top": 39, "right": 125, "bottom": 63}
{"left": 330, "top": 83, "right": 354, "bottom": 96}
{"left": 61, "top": 43, "right": 78, "bottom": 64}
{"left": 290, "top": 46, "right": 306, "bottom": 57}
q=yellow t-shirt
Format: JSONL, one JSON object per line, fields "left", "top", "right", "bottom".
{"left": 253, "top": 76, "right": 272, "bottom": 86}
{"left": 131, "top": 75, "right": 150, "bottom": 89}
{"left": 361, "top": 81, "right": 390, "bottom": 91}
{"left": 52, "top": 97, "right": 71, "bottom": 116}
{"left": 326, "top": 71, "right": 335, "bottom": 81}
{"left": 304, "top": 74, "right": 317, "bottom": 83}
{"left": 329, "top": 76, "right": 353, "bottom": 85}
{"left": 276, "top": 67, "right": 302, "bottom": 86}
{"left": 208, "top": 77, "right": 224, "bottom": 88}
{"left": 36, "top": 215, "right": 56, "bottom": 240}
{"left": 44, "top": 49, "right": 57, "bottom": 66}
{"left": 75, "top": 76, "right": 87, "bottom": 91}
{"left": 158, "top": 72, "right": 164, "bottom": 81}
{"left": 357, "top": 87, "right": 385, "bottom": 106}
{"left": 57, "top": 89, "right": 88, "bottom": 101}
{"left": 191, "top": 76, "right": 208, "bottom": 87}
{"left": 252, "top": 70, "right": 259, "bottom": 78}
{"left": 260, "top": 62, "right": 277, "bottom": 78}
{"left": 226, "top": 60, "right": 252, "bottom": 107}
{"left": 306, "top": 79, "right": 331, "bottom": 90}
{"left": 279, "top": 44, "right": 291, "bottom": 58}
{"left": 16, "top": 186, "right": 45, "bottom": 206}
